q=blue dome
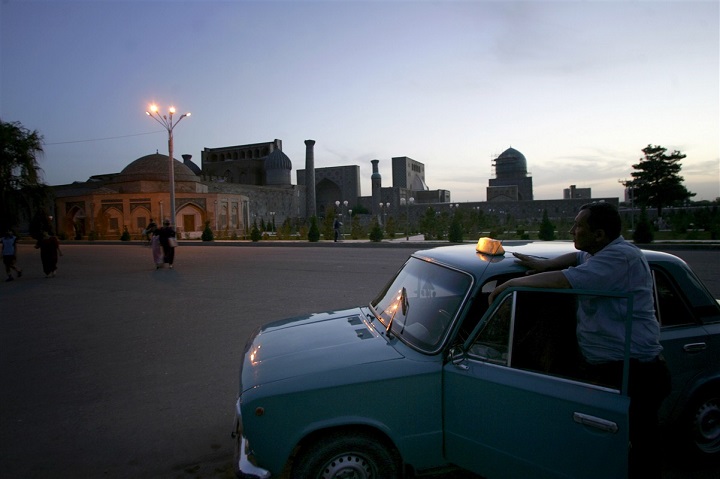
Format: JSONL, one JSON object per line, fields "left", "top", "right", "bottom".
{"left": 495, "top": 147, "right": 528, "bottom": 179}
{"left": 266, "top": 149, "right": 292, "bottom": 170}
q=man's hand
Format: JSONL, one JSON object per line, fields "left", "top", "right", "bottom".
{"left": 512, "top": 252, "right": 546, "bottom": 275}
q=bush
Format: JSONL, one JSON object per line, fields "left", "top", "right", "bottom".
{"left": 308, "top": 216, "right": 320, "bottom": 242}
{"left": 632, "top": 208, "right": 654, "bottom": 244}
{"left": 538, "top": 210, "right": 556, "bottom": 241}
{"left": 201, "top": 222, "right": 214, "bottom": 241}
{"left": 448, "top": 214, "right": 463, "bottom": 243}
{"left": 250, "top": 223, "right": 262, "bottom": 242}
{"left": 350, "top": 215, "right": 364, "bottom": 239}
{"left": 369, "top": 219, "right": 384, "bottom": 242}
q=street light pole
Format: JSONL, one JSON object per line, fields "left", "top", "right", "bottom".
{"left": 401, "top": 197, "right": 414, "bottom": 240}
{"left": 146, "top": 104, "right": 191, "bottom": 228}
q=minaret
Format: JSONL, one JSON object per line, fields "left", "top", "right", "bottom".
{"left": 371, "top": 159, "right": 382, "bottom": 220}
{"left": 305, "top": 140, "right": 317, "bottom": 218}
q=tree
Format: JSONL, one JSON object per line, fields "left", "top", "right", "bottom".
{"left": 1, "top": 120, "right": 52, "bottom": 231}
{"left": 201, "top": 221, "right": 214, "bottom": 241}
{"left": 448, "top": 212, "right": 463, "bottom": 243}
{"left": 385, "top": 215, "right": 397, "bottom": 239}
{"left": 307, "top": 216, "right": 320, "bottom": 242}
{"left": 630, "top": 145, "right": 695, "bottom": 217}
{"left": 538, "top": 209, "right": 556, "bottom": 241}
{"left": 322, "top": 206, "right": 336, "bottom": 240}
{"left": 632, "top": 207, "right": 654, "bottom": 244}
{"left": 250, "top": 220, "right": 262, "bottom": 242}
{"left": 350, "top": 214, "right": 364, "bottom": 239}
{"left": 368, "top": 218, "right": 384, "bottom": 242}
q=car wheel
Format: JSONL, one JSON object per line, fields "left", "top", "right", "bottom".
{"left": 686, "top": 386, "right": 720, "bottom": 458}
{"left": 291, "top": 431, "right": 400, "bottom": 479}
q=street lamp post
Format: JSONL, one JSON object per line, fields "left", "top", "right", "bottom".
{"left": 146, "top": 104, "right": 191, "bottom": 228}
{"left": 379, "top": 202, "right": 390, "bottom": 230}
{"left": 401, "top": 197, "right": 414, "bottom": 240}
{"left": 336, "top": 200, "right": 349, "bottom": 238}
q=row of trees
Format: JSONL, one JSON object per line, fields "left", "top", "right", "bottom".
{"left": 1, "top": 118, "right": 711, "bottom": 241}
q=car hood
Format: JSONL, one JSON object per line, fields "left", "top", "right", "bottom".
{"left": 241, "top": 307, "right": 403, "bottom": 391}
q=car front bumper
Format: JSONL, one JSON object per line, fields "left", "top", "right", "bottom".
{"left": 234, "top": 399, "right": 271, "bottom": 479}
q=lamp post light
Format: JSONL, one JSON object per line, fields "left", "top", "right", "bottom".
{"left": 336, "top": 200, "right": 349, "bottom": 238}
{"left": 379, "top": 202, "right": 390, "bottom": 229}
{"left": 146, "top": 104, "right": 191, "bottom": 228}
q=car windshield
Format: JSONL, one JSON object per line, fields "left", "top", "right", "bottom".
{"left": 371, "top": 257, "right": 473, "bottom": 352}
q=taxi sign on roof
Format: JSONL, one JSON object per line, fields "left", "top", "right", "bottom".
{"left": 476, "top": 237, "right": 505, "bottom": 256}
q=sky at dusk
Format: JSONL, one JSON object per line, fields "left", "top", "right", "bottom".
{"left": 1, "top": 0, "right": 718, "bottom": 203}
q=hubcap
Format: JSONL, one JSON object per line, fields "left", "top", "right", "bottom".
{"left": 694, "top": 397, "right": 720, "bottom": 454}
{"left": 319, "top": 453, "right": 373, "bottom": 479}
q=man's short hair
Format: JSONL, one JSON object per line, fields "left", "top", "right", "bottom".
{"left": 580, "top": 202, "right": 622, "bottom": 240}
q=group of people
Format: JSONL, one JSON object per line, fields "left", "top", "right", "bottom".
{"left": 2, "top": 229, "right": 62, "bottom": 280}
{"left": 145, "top": 219, "right": 177, "bottom": 269}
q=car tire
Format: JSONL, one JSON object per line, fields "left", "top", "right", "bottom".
{"left": 685, "top": 385, "right": 720, "bottom": 459}
{"left": 291, "top": 431, "right": 401, "bottom": 479}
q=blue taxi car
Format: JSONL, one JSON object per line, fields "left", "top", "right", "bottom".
{"left": 234, "top": 239, "right": 719, "bottom": 479}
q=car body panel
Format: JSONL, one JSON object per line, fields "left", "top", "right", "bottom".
{"left": 234, "top": 241, "right": 720, "bottom": 478}
{"left": 444, "top": 361, "right": 629, "bottom": 479}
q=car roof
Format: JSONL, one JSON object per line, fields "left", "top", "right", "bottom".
{"left": 411, "top": 240, "right": 689, "bottom": 283}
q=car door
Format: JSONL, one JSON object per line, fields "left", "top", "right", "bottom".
{"left": 443, "top": 288, "right": 632, "bottom": 479}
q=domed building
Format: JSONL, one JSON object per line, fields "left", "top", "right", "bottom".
{"left": 52, "top": 153, "right": 249, "bottom": 240}
{"left": 487, "top": 147, "right": 534, "bottom": 201}
{"left": 265, "top": 148, "right": 292, "bottom": 186}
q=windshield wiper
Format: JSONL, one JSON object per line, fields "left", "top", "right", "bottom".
{"left": 399, "top": 287, "right": 410, "bottom": 334}
{"left": 386, "top": 287, "right": 408, "bottom": 337}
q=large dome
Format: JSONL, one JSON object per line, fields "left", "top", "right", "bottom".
{"left": 495, "top": 147, "right": 528, "bottom": 179}
{"left": 266, "top": 149, "right": 292, "bottom": 170}
{"left": 117, "top": 153, "right": 200, "bottom": 183}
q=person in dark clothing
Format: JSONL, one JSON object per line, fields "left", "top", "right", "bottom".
{"left": 157, "top": 219, "right": 176, "bottom": 268}
{"left": 333, "top": 218, "right": 342, "bottom": 242}
{"left": 35, "top": 231, "right": 62, "bottom": 277}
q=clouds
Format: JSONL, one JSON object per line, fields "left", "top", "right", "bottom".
{"left": 1, "top": 0, "right": 717, "bottom": 201}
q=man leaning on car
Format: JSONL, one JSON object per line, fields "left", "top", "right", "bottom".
{"left": 489, "top": 202, "right": 671, "bottom": 479}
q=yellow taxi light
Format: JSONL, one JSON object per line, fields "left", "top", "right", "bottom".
{"left": 476, "top": 237, "right": 505, "bottom": 256}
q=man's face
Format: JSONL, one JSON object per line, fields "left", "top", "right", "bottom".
{"left": 570, "top": 209, "right": 601, "bottom": 253}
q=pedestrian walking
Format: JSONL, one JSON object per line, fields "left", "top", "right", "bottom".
{"left": 144, "top": 218, "right": 157, "bottom": 245}
{"left": 2, "top": 229, "right": 23, "bottom": 281}
{"left": 151, "top": 228, "right": 163, "bottom": 268}
{"left": 333, "top": 218, "right": 342, "bottom": 242}
{"left": 35, "top": 231, "right": 62, "bottom": 278}
{"left": 157, "top": 219, "right": 177, "bottom": 268}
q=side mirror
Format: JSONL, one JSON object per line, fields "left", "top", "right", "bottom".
{"left": 449, "top": 346, "right": 469, "bottom": 370}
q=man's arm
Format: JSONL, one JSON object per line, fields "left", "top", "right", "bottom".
{"left": 488, "top": 271, "right": 571, "bottom": 305}
{"left": 512, "top": 251, "right": 577, "bottom": 274}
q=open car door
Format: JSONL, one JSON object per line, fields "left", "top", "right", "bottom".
{"left": 443, "top": 288, "right": 633, "bottom": 479}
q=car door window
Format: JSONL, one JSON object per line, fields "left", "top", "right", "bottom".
{"left": 468, "top": 289, "right": 621, "bottom": 389}
{"left": 653, "top": 269, "right": 696, "bottom": 328}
